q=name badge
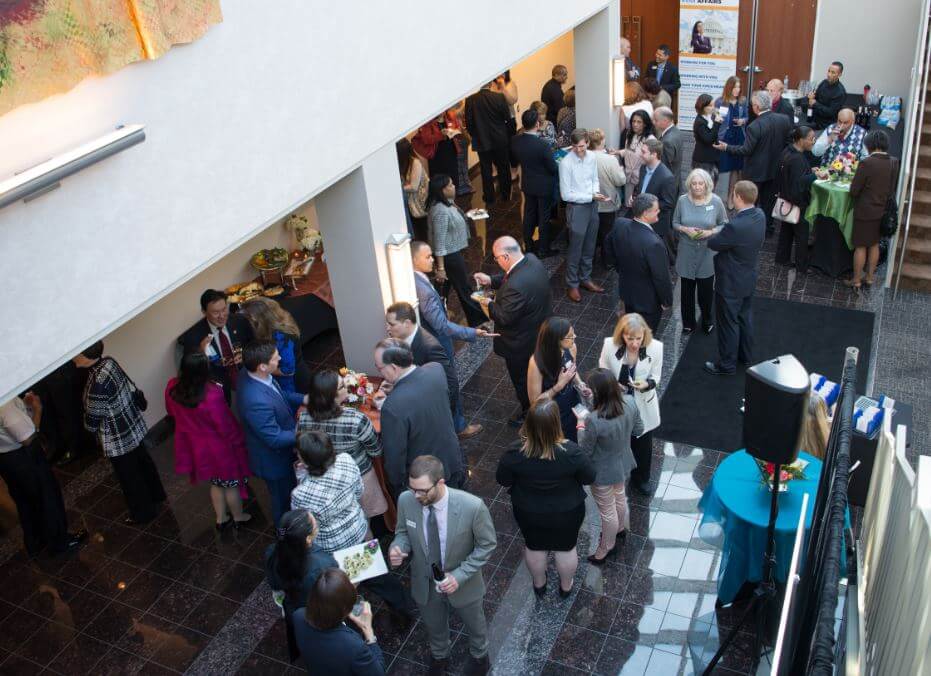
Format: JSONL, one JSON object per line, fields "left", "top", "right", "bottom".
{"left": 406, "top": 520, "right": 417, "bottom": 529}
{"left": 705, "top": 205, "right": 714, "bottom": 211}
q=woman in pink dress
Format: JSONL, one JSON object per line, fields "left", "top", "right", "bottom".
{"left": 166, "top": 353, "right": 252, "bottom": 529}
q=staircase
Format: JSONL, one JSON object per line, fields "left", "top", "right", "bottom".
{"left": 899, "top": 105, "right": 931, "bottom": 291}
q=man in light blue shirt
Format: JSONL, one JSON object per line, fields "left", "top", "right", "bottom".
{"left": 559, "top": 128, "right": 611, "bottom": 302}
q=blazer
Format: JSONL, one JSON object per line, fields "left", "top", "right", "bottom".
{"left": 633, "top": 163, "right": 677, "bottom": 238}
{"left": 414, "top": 272, "right": 476, "bottom": 361}
{"left": 645, "top": 60, "right": 681, "bottom": 96}
{"left": 511, "top": 132, "right": 559, "bottom": 197}
{"left": 707, "top": 207, "right": 766, "bottom": 299}
{"left": 577, "top": 400, "right": 643, "bottom": 485}
{"left": 603, "top": 217, "right": 674, "bottom": 316}
{"left": 488, "top": 254, "right": 552, "bottom": 359}
{"left": 658, "top": 126, "right": 685, "bottom": 190}
{"left": 178, "top": 313, "right": 254, "bottom": 393}
{"left": 235, "top": 369, "right": 304, "bottom": 480}
{"left": 496, "top": 440, "right": 596, "bottom": 512}
{"left": 724, "top": 111, "right": 793, "bottom": 183}
{"left": 292, "top": 610, "right": 386, "bottom": 676}
{"left": 391, "top": 488, "right": 496, "bottom": 608}
{"left": 465, "top": 88, "right": 510, "bottom": 152}
{"left": 540, "top": 78, "right": 565, "bottom": 125}
{"left": 264, "top": 540, "right": 337, "bottom": 617}
{"left": 598, "top": 338, "right": 664, "bottom": 433}
{"left": 850, "top": 153, "right": 898, "bottom": 222}
{"left": 379, "top": 363, "right": 462, "bottom": 490}
{"left": 692, "top": 116, "right": 722, "bottom": 165}
{"left": 409, "top": 325, "right": 458, "bottom": 410}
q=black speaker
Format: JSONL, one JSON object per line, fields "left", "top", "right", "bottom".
{"left": 744, "top": 354, "right": 809, "bottom": 465}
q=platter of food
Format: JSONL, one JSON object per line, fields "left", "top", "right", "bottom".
{"left": 466, "top": 208, "right": 489, "bottom": 220}
{"left": 334, "top": 539, "right": 387, "bottom": 584}
{"left": 226, "top": 281, "right": 264, "bottom": 304}
{"left": 262, "top": 285, "right": 286, "bottom": 298}
{"left": 470, "top": 288, "right": 495, "bottom": 303}
{"left": 250, "top": 248, "right": 290, "bottom": 271}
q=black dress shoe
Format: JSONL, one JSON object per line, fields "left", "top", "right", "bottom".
{"left": 704, "top": 361, "right": 735, "bottom": 376}
{"left": 703, "top": 324, "right": 715, "bottom": 334}
{"left": 558, "top": 583, "right": 574, "bottom": 599}
{"left": 533, "top": 583, "right": 547, "bottom": 598}
{"left": 52, "top": 530, "right": 87, "bottom": 555}
{"left": 428, "top": 656, "right": 450, "bottom": 676}
{"left": 464, "top": 654, "right": 490, "bottom": 676}
{"left": 682, "top": 326, "right": 694, "bottom": 335}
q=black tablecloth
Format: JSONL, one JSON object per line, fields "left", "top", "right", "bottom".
{"left": 848, "top": 401, "right": 913, "bottom": 507}
{"left": 810, "top": 215, "right": 853, "bottom": 278}
{"left": 279, "top": 293, "right": 338, "bottom": 345}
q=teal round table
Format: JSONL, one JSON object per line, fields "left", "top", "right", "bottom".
{"left": 697, "top": 450, "right": 821, "bottom": 604}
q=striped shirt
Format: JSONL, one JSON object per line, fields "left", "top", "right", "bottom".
{"left": 82, "top": 358, "right": 147, "bottom": 458}
{"left": 296, "top": 407, "right": 382, "bottom": 475}
{"left": 291, "top": 453, "right": 367, "bottom": 553}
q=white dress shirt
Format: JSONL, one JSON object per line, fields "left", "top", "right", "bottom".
{"left": 205, "top": 321, "right": 234, "bottom": 360}
{"left": 422, "top": 488, "right": 449, "bottom": 568}
{"left": 0, "top": 399, "right": 36, "bottom": 453}
{"left": 559, "top": 150, "right": 599, "bottom": 204}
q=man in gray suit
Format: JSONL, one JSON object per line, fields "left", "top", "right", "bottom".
{"left": 373, "top": 339, "right": 464, "bottom": 495}
{"left": 653, "top": 107, "right": 684, "bottom": 193}
{"left": 389, "top": 455, "right": 497, "bottom": 676}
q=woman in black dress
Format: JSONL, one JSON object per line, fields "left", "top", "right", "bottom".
{"left": 496, "top": 397, "right": 596, "bottom": 599}
{"left": 775, "top": 126, "right": 818, "bottom": 275}
{"left": 526, "top": 317, "right": 591, "bottom": 442}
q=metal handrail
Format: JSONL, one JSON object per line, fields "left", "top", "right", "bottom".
{"left": 893, "top": 2, "right": 931, "bottom": 295}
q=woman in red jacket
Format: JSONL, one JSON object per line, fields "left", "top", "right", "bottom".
{"left": 166, "top": 353, "right": 252, "bottom": 529}
{"left": 412, "top": 114, "right": 462, "bottom": 190}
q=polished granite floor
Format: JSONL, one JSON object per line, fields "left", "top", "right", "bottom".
{"left": 0, "top": 171, "right": 927, "bottom": 675}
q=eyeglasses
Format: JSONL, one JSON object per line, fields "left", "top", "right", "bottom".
{"left": 408, "top": 481, "right": 438, "bottom": 497}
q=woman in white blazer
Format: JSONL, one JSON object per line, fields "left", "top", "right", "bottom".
{"left": 599, "top": 313, "right": 663, "bottom": 494}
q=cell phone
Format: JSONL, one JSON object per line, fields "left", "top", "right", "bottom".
{"left": 572, "top": 403, "right": 588, "bottom": 418}
{"left": 352, "top": 596, "right": 365, "bottom": 616}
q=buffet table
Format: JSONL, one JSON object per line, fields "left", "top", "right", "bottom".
{"left": 353, "top": 377, "right": 398, "bottom": 532}
{"left": 806, "top": 180, "right": 855, "bottom": 278}
{"left": 275, "top": 258, "right": 338, "bottom": 343}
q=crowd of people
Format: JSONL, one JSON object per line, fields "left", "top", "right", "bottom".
{"left": 0, "top": 50, "right": 894, "bottom": 676}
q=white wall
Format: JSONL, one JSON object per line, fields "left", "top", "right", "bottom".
{"left": 811, "top": 0, "right": 924, "bottom": 106}
{"left": 0, "top": 0, "right": 611, "bottom": 404}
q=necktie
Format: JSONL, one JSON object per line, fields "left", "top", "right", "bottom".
{"left": 427, "top": 505, "right": 442, "bottom": 569}
{"left": 216, "top": 329, "right": 239, "bottom": 387}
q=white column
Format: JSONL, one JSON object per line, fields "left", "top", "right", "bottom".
{"left": 314, "top": 142, "right": 411, "bottom": 373}
{"left": 574, "top": 4, "right": 622, "bottom": 149}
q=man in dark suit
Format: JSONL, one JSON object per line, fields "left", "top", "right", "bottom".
{"left": 540, "top": 65, "right": 568, "bottom": 125}
{"left": 703, "top": 181, "right": 766, "bottom": 375}
{"left": 465, "top": 82, "right": 512, "bottom": 205}
{"left": 645, "top": 45, "right": 681, "bottom": 101}
{"left": 604, "top": 195, "right": 674, "bottom": 332}
{"left": 473, "top": 237, "right": 551, "bottom": 425}
{"left": 235, "top": 340, "right": 308, "bottom": 526}
{"left": 632, "top": 138, "right": 678, "bottom": 260}
{"left": 384, "top": 301, "right": 482, "bottom": 440}
{"left": 373, "top": 339, "right": 464, "bottom": 494}
{"left": 511, "top": 108, "right": 559, "bottom": 257}
{"left": 179, "top": 289, "right": 254, "bottom": 403}
{"left": 652, "top": 107, "right": 684, "bottom": 193}
{"left": 715, "top": 91, "right": 793, "bottom": 235}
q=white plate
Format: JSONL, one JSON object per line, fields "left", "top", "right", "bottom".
{"left": 333, "top": 540, "right": 388, "bottom": 583}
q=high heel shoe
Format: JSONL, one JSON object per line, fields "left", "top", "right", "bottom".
{"left": 558, "top": 583, "right": 574, "bottom": 599}
{"left": 215, "top": 518, "right": 232, "bottom": 531}
{"left": 864, "top": 275, "right": 875, "bottom": 287}
{"left": 232, "top": 514, "right": 253, "bottom": 529}
{"left": 587, "top": 543, "right": 619, "bottom": 566}
{"left": 533, "top": 584, "right": 547, "bottom": 598}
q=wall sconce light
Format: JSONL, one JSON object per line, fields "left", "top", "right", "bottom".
{"left": 385, "top": 233, "right": 419, "bottom": 308}
{"left": 0, "top": 124, "right": 146, "bottom": 210}
{"left": 612, "top": 58, "right": 626, "bottom": 107}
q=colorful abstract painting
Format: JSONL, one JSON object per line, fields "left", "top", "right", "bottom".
{"left": 0, "top": 0, "right": 222, "bottom": 116}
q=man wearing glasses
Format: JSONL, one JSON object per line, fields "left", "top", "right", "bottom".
{"left": 389, "top": 455, "right": 496, "bottom": 676}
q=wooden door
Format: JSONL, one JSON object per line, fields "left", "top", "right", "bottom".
{"left": 736, "top": 0, "right": 819, "bottom": 94}
{"left": 622, "top": 0, "right": 680, "bottom": 71}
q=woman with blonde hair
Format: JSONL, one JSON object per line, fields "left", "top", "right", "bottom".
{"left": 529, "top": 100, "right": 558, "bottom": 150}
{"left": 598, "top": 314, "right": 663, "bottom": 495}
{"left": 496, "top": 396, "right": 595, "bottom": 598}
{"left": 800, "top": 393, "right": 830, "bottom": 460}
{"left": 240, "top": 297, "right": 308, "bottom": 393}
{"left": 673, "top": 168, "right": 727, "bottom": 334}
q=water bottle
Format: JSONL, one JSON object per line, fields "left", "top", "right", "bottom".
{"left": 783, "top": 74, "right": 789, "bottom": 89}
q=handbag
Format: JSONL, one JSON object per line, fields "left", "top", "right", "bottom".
{"left": 406, "top": 164, "right": 429, "bottom": 219}
{"left": 109, "top": 357, "right": 148, "bottom": 412}
{"left": 772, "top": 196, "right": 800, "bottom": 224}
{"left": 879, "top": 159, "right": 899, "bottom": 237}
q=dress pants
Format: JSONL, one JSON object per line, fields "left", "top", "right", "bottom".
{"left": 443, "top": 250, "right": 486, "bottom": 327}
{"left": 775, "top": 217, "right": 810, "bottom": 274}
{"left": 629, "top": 431, "right": 654, "bottom": 490}
{"left": 265, "top": 474, "right": 298, "bottom": 528}
{"left": 591, "top": 483, "right": 629, "bottom": 555}
{"left": 419, "top": 583, "right": 488, "bottom": 659}
{"left": 714, "top": 293, "right": 754, "bottom": 372}
{"left": 477, "top": 146, "right": 512, "bottom": 204}
{"left": 110, "top": 443, "right": 167, "bottom": 523}
{"left": 680, "top": 275, "right": 715, "bottom": 331}
{"left": 565, "top": 202, "right": 599, "bottom": 288}
{"left": 0, "top": 439, "right": 69, "bottom": 555}
{"left": 504, "top": 349, "right": 533, "bottom": 412}
{"left": 597, "top": 210, "right": 617, "bottom": 264}
{"left": 522, "top": 193, "right": 552, "bottom": 254}
{"left": 756, "top": 179, "right": 778, "bottom": 232}
{"left": 626, "top": 306, "right": 662, "bottom": 334}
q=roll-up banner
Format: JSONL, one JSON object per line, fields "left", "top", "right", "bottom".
{"left": 678, "top": 1, "right": 740, "bottom": 128}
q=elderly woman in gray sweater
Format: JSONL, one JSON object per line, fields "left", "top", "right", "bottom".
{"left": 574, "top": 368, "right": 643, "bottom": 565}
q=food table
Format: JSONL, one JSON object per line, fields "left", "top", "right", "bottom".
{"left": 276, "top": 258, "right": 338, "bottom": 343}
{"left": 697, "top": 450, "right": 826, "bottom": 605}
{"left": 355, "top": 377, "right": 398, "bottom": 532}
{"left": 806, "top": 179, "right": 855, "bottom": 278}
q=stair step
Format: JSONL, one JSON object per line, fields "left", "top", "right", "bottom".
{"left": 907, "top": 238, "right": 931, "bottom": 252}
{"left": 917, "top": 167, "right": 931, "bottom": 179}
{"left": 914, "top": 190, "right": 931, "bottom": 203}
{"left": 902, "top": 262, "right": 931, "bottom": 280}
{"left": 909, "top": 212, "right": 931, "bottom": 228}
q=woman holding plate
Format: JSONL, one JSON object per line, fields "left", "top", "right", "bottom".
{"left": 598, "top": 313, "right": 663, "bottom": 495}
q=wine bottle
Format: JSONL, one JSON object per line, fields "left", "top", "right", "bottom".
{"left": 432, "top": 563, "right": 445, "bottom": 581}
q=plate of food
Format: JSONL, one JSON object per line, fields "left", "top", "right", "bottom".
{"left": 251, "top": 247, "right": 290, "bottom": 270}
{"left": 470, "top": 288, "right": 495, "bottom": 303}
{"left": 334, "top": 539, "right": 387, "bottom": 584}
{"left": 263, "top": 285, "right": 286, "bottom": 298}
{"left": 227, "top": 281, "right": 264, "bottom": 304}
{"left": 631, "top": 379, "right": 647, "bottom": 390}
{"left": 466, "top": 208, "right": 489, "bottom": 220}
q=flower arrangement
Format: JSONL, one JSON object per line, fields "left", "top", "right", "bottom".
{"left": 339, "top": 367, "right": 374, "bottom": 406}
{"left": 757, "top": 459, "right": 808, "bottom": 490}
{"left": 827, "top": 152, "right": 859, "bottom": 183}
{"left": 286, "top": 214, "right": 323, "bottom": 253}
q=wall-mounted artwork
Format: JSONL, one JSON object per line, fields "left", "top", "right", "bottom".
{"left": 0, "top": 0, "right": 222, "bottom": 116}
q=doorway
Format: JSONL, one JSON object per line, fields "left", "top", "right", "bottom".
{"left": 736, "top": 0, "right": 819, "bottom": 93}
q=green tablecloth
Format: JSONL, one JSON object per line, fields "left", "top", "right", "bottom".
{"left": 805, "top": 180, "right": 854, "bottom": 250}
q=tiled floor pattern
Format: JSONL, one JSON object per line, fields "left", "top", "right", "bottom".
{"left": 0, "top": 167, "right": 927, "bottom": 675}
